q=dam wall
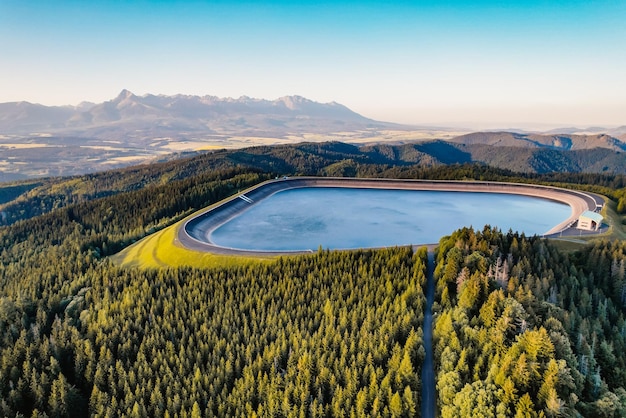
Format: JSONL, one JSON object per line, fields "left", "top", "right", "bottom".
{"left": 179, "top": 177, "right": 600, "bottom": 255}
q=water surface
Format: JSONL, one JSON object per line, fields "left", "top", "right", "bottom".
{"left": 210, "top": 188, "right": 570, "bottom": 251}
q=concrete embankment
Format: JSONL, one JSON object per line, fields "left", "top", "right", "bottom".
{"left": 178, "top": 177, "right": 600, "bottom": 255}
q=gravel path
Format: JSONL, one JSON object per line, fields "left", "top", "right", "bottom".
{"left": 421, "top": 250, "right": 436, "bottom": 418}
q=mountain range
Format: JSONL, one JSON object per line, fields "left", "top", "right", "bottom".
{"left": 449, "top": 131, "right": 626, "bottom": 151}
{"left": 1, "top": 90, "right": 624, "bottom": 142}
{"left": 0, "top": 89, "right": 390, "bottom": 139}
{"left": 0, "top": 91, "right": 625, "bottom": 180}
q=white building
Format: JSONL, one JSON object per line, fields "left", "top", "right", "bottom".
{"left": 577, "top": 211, "right": 603, "bottom": 231}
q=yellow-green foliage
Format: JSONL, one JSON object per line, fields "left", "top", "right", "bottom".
{"left": 433, "top": 227, "right": 626, "bottom": 417}
{"left": 41, "top": 177, "right": 96, "bottom": 197}
{"left": 112, "top": 222, "right": 273, "bottom": 269}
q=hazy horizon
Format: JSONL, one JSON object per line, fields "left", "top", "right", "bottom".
{"left": 1, "top": 0, "right": 625, "bottom": 129}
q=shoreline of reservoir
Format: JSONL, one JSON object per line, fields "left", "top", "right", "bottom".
{"left": 177, "top": 177, "right": 602, "bottom": 256}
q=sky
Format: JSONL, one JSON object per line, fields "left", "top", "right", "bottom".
{"left": 1, "top": 0, "right": 625, "bottom": 129}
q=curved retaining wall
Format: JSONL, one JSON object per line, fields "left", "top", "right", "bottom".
{"left": 178, "top": 177, "right": 601, "bottom": 255}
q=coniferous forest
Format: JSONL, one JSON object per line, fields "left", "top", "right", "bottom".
{"left": 1, "top": 142, "right": 626, "bottom": 417}
{"left": 433, "top": 228, "right": 626, "bottom": 417}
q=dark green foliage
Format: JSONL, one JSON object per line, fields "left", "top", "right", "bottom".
{"left": 433, "top": 227, "right": 626, "bottom": 417}
{"left": 2, "top": 144, "right": 626, "bottom": 416}
{"left": 0, "top": 148, "right": 261, "bottom": 226}
{"left": 0, "top": 181, "right": 40, "bottom": 205}
{"left": 0, "top": 165, "right": 430, "bottom": 416}
{"left": 1, "top": 170, "right": 268, "bottom": 259}
{"left": 0, "top": 242, "right": 427, "bottom": 416}
{"left": 4, "top": 141, "right": 626, "bottom": 228}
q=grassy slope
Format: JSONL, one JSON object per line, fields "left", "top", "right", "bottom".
{"left": 111, "top": 220, "right": 275, "bottom": 269}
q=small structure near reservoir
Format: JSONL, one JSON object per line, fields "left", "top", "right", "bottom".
{"left": 577, "top": 211, "right": 603, "bottom": 231}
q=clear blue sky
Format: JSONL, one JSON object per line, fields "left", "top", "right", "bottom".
{"left": 1, "top": 0, "right": 625, "bottom": 128}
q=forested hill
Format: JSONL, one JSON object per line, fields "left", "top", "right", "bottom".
{"left": 3, "top": 141, "right": 626, "bottom": 228}
{"left": 1, "top": 143, "right": 626, "bottom": 416}
{"left": 433, "top": 228, "right": 626, "bottom": 417}
{"left": 2, "top": 132, "right": 626, "bottom": 183}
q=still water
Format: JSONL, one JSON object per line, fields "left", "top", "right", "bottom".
{"left": 210, "top": 187, "right": 571, "bottom": 251}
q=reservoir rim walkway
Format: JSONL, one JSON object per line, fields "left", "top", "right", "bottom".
{"left": 177, "top": 176, "right": 602, "bottom": 256}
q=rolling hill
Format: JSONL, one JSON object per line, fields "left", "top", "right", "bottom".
{"left": 449, "top": 131, "right": 626, "bottom": 151}
{"left": 3, "top": 140, "right": 626, "bottom": 229}
{"left": 2, "top": 134, "right": 626, "bottom": 417}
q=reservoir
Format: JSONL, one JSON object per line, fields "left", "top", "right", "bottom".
{"left": 209, "top": 187, "right": 571, "bottom": 251}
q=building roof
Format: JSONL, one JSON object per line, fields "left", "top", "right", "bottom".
{"left": 580, "top": 210, "right": 603, "bottom": 222}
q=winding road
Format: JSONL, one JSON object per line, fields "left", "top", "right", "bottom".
{"left": 421, "top": 251, "right": 436, "bottom": 418}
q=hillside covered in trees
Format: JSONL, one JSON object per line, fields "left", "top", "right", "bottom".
{"left": 433, "top": 228, "right": 626, "bottom": 416}
{"left": 3, "top": 141, "right": 626, "bottom": 229}
{"left": 1, "top": 143, "right": 626, "bottom": 416}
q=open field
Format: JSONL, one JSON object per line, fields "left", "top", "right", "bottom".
{"left": 100, "top": 155, "right": 160, "bottom": 165}
{"left": 0, "top": 143, "right": 55, "bottom": 149}
{"left": 283, "top": 129, "right": 467, "bottom": 145}
{"left": 150, "top": 129, "right": 465, "bottom": 151}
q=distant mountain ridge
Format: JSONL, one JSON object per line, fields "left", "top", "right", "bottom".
{"left": 1, "top": 90, "right": 623, "bottom": 143}
{"left": 0, "top": 90, "right": 389, "bottom": 138}
{"left": 1, "top": 91, "right": 625, "bottom": 180}
{"left": 544, "top": 125, "right": 626, "bottom": 136}
{"left": 449, "top": 131, "right": 626, "bottom": 152}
